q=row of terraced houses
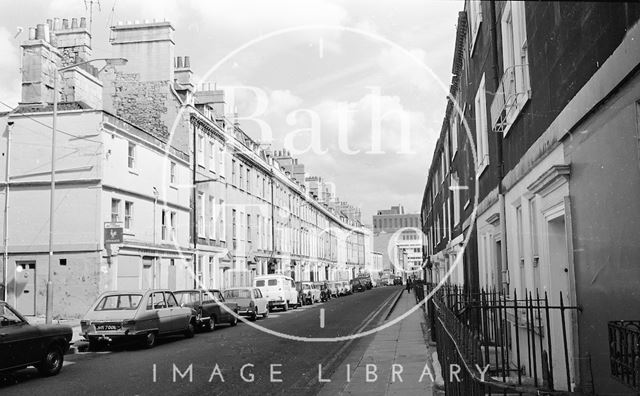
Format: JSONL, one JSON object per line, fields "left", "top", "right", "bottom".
{"left": 0, "top": 17, "right": 368, "bottom": 319}
{"left": 422, "top": 1, "right": 640, "bottom": 394}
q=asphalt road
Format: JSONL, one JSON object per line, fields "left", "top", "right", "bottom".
{"left": 1, "top": 286, "right": 403, "bottom": 396}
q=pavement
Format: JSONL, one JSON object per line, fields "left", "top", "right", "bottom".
{"left": 318, "top": 287, "right": 441, "bottom": 396}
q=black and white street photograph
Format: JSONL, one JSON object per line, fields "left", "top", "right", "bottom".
{"left": 0, "top": 1, "right": 639, "bottom": 395}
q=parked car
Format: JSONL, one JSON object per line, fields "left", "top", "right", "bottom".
{"left": 254, "top": 275, "right": 299, "bottom": 311}
{"left": 301, "top": 281, "right": 321, "bottom": 304}
{"left": 339, "top": 281, "right": 352, "bottom": 296}
{"left": 317, "top": 282, "right": 331, "bottom": 302}
{"left": 351, "top": 279, "right": 366, "bottom": 293}
{"left": 0, "top": 301, "right": 72, "bottom": 376}
{"left": 174, "top": 289, "right": 238, "bottom": 331}
{"left": 327, "top": 282, "right": 340, "bottom": 298}
{"left": 81, "top": 290, "right": 196, "bottom": 349}
{"left": 223, "top": 287, "right": 268, "bottom": 321}
{"left": 393, "top": 276, "right": 403, "bottom": 286}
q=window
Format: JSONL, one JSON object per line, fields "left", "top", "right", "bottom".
{"left": 170, "top": 211, "right": 177, "bottom": 240}
{"left": 256, "top": 215, "right": 261, "bottom": 248}
{"left": 197, "top": 133, "right": 205, "bottom": 166}
{"left": 468, "top": 0, "right": 483, "bottom": 51}
{"left": 246, "top": 168, "right": 251, "bottom": 193}
{"left": 127, "top": 142, "right": 136, "bottom": 169}
{"left": 232, "top": 209, "right": 237, "bottom": 243}
{"left": 218, "top": 199, "right": 226, "bottom": 241}
{"left": 475, "top": 74, "right": 489, "bottom": 173}
{"left": 170, "top": 161, "right": 176, "bottom": 184}
{"left": 500, "top": 0, "right": 530, "bottom": 135}
{"left": 529, "top": 198, "right": 540, "bottom": 291}
{"left": 247, "top": 214, "right": 251, "bottom": 243}
{"left": 197, "top": 192, "right": 205, "bottom": 236}
{"left": 209, "top": 196, "right": 216, "bottom": 239}
{"left": 124, "top": 201, "right": 133, "bottom": 229}
{"left": 231, "top": 160, "right": 237, "bottom": 185}
{"left": 209, "top": 141, "right": 215, "bottom": 172}
{"left": 451, "top": 175, "right": 461, "bottom": 226}
{"left": 218, "top": 147, "right": 225, "bottom": 178}
{"left": 111, "top": 199, "right": 121, "bottom": 222}
{"left": 239, "top": 164, "right": 244, "bottom": 189}
{"left": 450, "top": 114, "right": 458, "bottom": 156}
{"left": 161, "top": 210, "right": 168, "bottom": 240}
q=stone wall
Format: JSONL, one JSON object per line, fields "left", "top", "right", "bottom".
{"left": 110, "top": 72, "right": 169, "bottom": 139}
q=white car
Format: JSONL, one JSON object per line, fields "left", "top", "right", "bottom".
{"left": 223, "top": 287, "right": 269, "bottom": 321}
{"left": 253, "top": 275, "right": 299, "bottom": 311}
{"left": 300, "top": 282, "right": 321, "bottom": 304}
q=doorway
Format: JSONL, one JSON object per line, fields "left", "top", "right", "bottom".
{"left": 15, "top": 262, "right": 36, "bottom": 315}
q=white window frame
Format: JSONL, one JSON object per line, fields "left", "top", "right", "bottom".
{"left": 209, "top": 196, "right": 216, "bottom": 239}
{"left": 500, "top": 0, "right": 531, "bottom": 136}
{"left": 127, "top": 142, "right": 136, "bottom": 169}
{"left": 111, "top": 198, "right": 121, "bottom": 223}
{"left": 209, "top": 141, "right": 216, "bottom": 173}
{"left": 450, "top": 113, "right": 459, "bottom": 157}
{"left": 197, "top": 192, "right": 205, "bottom": 236}
{"left": 124, "top": 201, "right": 133, "bottom": 230}
{"left": 218, "top": 147, "right": 225, "bottom": 178}
{"left": 170, "top": 211, "right": 177, "bottom": 241}
{"left": 197, "top": 133, "right": 205, "bottom": 166}
{"left": 468, "top": 0, "right": 483, "bottom": 54}
{"left": 219, "top": 199, "right": 226, "bottom": 241}
{"left": 170, "top": 161, "right": 176, "bottom": 184}
{"left": 475, "top": 74, "right": 489, "bottom": 175}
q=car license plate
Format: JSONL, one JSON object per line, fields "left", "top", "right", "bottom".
{"left": 96, "top": 324, "right": 121, "bottom": 331}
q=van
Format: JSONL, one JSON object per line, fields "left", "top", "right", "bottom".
{"left": 253, "top": 275, "right": 299, "bottom": 311}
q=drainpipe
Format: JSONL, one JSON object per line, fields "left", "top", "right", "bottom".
{"left": 490, "top": 0, "right": 509, "bottom": 292}
{"left": 3, "top": 121, "right": 13, "bottom": 302}
{"left": 192, "top": 122, "right": 198, "bottom": 288}
{"left": 269, "top": 171, "right": 276, "bottom": 273}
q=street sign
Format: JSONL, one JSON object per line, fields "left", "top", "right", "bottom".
{"left": 104, "top": 222, "right": 124, "bottom": 244}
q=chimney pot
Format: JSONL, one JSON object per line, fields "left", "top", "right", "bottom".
{"left": 53, "top": 18, "right": 61, "bottom": 31}
{"left": 46, "top": 19, "right": 53, "bottom": 30}
{"left": 80, "top": 17, "right": 87, "bottom": 28}
{"left": 184, "top": 56, "right": 190, "bottom": 68}
{"left": 176, "top": 56, "right": 183, "bottom": 68}
{"left": 62, "top": 19, "right": 69, "bottom": 29}
{"left": 28, "top": 27, "right": 36, "bottom": 40}
{"left": 71, "top": 18, "right": 78, "bottom": 29}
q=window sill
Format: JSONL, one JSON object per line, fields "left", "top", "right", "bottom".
{"left": 502, "top": 94, "right": 530, "bottom": 137}
{"left": 476, "top": 161, "right": 489, "bottom": 177}
{"left": 128, "top": 169, "right": 139, "bottom": 176}
{"left": 170, "top": 184, "right": 178, "bottom": 190}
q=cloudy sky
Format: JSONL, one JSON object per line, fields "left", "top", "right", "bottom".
{"left": 0, "top": 0, "right": 463, "bottom": 224}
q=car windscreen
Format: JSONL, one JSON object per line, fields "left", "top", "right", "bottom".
{"left": 224, "top": 289, "right": 252, "bottom": 298}
{"left": 174, "top": 291, "right": 200, "bottom": 305}
{"left": 267, "top": 279, "right": 278, "bottom": 286}
{"left": 95, "top": 294, "right": 142, "bottom": 310}
{"left": 256, "top": 280, "right": 265, "bottom": 287}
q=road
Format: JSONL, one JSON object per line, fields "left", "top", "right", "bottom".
{"left": 1, "top": 286, "right": 403, "bottom": 395}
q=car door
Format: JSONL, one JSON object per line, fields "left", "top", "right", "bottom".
{"left": 0, "top": 304, "right": 40, "bottom": 369}
{"left": 165, "top": 292, "right": 187, "bottom": 332}
{"left": 215, "top": 291, "right": 231, "bottom": 322}
{"left": 148, "top": 292, "right": 172, "bottom": 334}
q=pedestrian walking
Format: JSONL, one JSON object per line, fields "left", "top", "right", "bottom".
{"left": 406, "top": 277, "right": 412, "bottom": 294}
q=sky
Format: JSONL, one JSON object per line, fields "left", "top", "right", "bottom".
{"left": 0, "top": 0, "right": 463, "bottom": 224}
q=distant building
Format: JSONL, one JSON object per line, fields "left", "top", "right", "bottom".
{"left": 372, "top": 205, "right": 422, "bottom": 279}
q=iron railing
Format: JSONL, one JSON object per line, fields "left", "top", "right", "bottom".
{"left": 490, "top": 64, "right": 530, "bottom": 133}
{"left": 609, "top": 320, "right": 640, "bottom": 391}
{"left": 426, "top": 283, "right": 581, "bottom": 395}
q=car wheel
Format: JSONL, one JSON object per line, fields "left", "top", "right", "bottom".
{"left": 184, "top": 321, "right": 195, "bottom": 338}
{"left": 230, "top": 314, "right": 238, "bottom": 326}
{"left": 283, "top": 301, "right": 289, "bottom": 311}
{"left": 206, "top": 316, "right": 216, "bottom": 332}
{"left": 250, "top": 310, "right": 257, "bottom": 321}
{"left": 88, "top": 339, "right": 100, "bottom": 352}
{"left": 262, "top": 309, "right": 269, "bottom": 319}
{"left": 144, "top": 332, "right": 157, "bottom": 349}
{"left": 293, "top": 301, "right": 298, "bottom": 309}
{"left": 37, "top": 344, "right": 64, "bottom": 376}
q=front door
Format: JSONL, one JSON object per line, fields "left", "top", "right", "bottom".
{"left": 15, "top": 262, "right": 36, "bottom": 316}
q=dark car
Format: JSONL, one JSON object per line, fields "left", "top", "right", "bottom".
{"left": 174, "top": 289, "right": 238, "bottom": 331}
{"left": 0, "top": 301, "right": 72, "bottom": 376}
{"left": 350, "top": 279, "right": 366, "bottom": 293}
{"left": 393, "top": 276, "right": 403, "bottom": 286}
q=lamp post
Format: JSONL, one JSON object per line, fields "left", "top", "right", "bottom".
{"left": 45, "top": 57, "right": 127, "bottom": 324}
